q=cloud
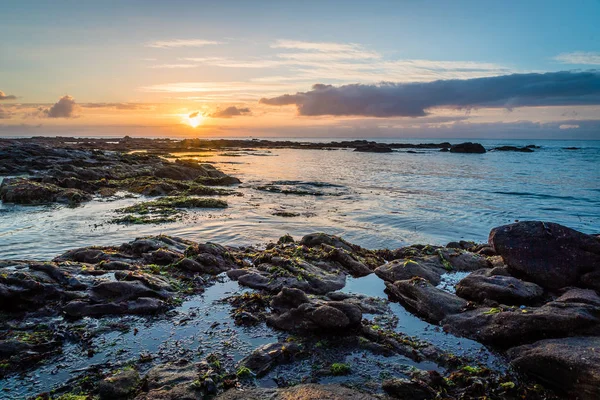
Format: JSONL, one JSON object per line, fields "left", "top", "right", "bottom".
{"left": 259, "top": 71, "right": 600, "bottom": 117}
{"left": 146, "top": 39, "right": 223, "bottom": 48}
{"left": 81, "top": 103, "right": 150, "bottom": 110}
{"left": 0, "top": 91, "right": 17, "bottom": 100}
{"left": 559, "top": 124, "right": 580, "bottom": 129}
{"left": 209, "top": 106, "right": 251, "bottom": 118}
{"left": 189, "top": 111, "right": 199, "bottom": 118}
{"left": 149, "top": 64, "right": 199, "bottom": 69}
{"left": 45, "top": 95, "right": 78, "bottom": 118}
{"left": 0, "top": 105, "right": 13, "bottom": 119}
{"left": 554, "top": 52, "right": 600, "bottom": 65}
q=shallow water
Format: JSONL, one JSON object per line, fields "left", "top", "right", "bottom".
{"left": 1, "top": 138, "right": 598, "bottom": 260}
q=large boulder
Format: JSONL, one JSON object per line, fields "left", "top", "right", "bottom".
{"left": 508, "top": 336, "right": 600, "bottom": 400}
{"left": 385, "top": 278, "right": 468, "bottom": 323}
{"left": 456, "top": 268, "right": 544, "bottom": 305}
{"left": 489, "top": 221, "right": 600, "bottom": 289}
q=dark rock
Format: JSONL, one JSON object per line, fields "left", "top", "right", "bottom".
{"left": 456, "top": 268, "right": 544, "bottom": 305}
{"left": 139, "top": 359, "right": 199, "bottom": 400}
{"left": 385, "top": 279, "right": 468, "bottom": 323}
{"left": 375, "top": 259, "right": 443, "bottom": 285}
{"left": 99, "top": 369, "right": 140, "bottom": 399}
{"left": 443, "top": 296, "right": 600, "bottom": 347}
{"left": 238, "top": 342, "right": 303, "bottom": 376}
{"left": 184, "top": 242, "right": 237, "bottom": 274}
{"left": 0, "top": 178, "right": 61, "bottom": 204}
{"left": 492, "top": 146, "right": 534, "bottom": 152}
{"left": 449, "top": 142, "right": 486, "bottom": 154}
{"left": 216, "top": 384, "right": 380, "bottom": 400}
{"left": 300, "top": 233, "right": 354, "bottom": 252}
{"left": 354, "top": 144, "right": 394, "bottom": 153}
{"left": 382, "top": 378, "right": 436, "bottom": 399}
{"left": 489, "top": 221, "right": 600, "bottom": 289}
{"left": 508, "top": 336, "right": 600, "bottom": 400}
{"left": 63, "top": 297, "right": 166, "bottom": 317}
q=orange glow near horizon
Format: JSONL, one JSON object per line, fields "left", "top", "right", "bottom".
{"left": 184, "top": 112, "right": 204, "bottom": 128}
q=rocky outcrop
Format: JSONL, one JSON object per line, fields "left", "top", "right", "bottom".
{"left": 492, "top": 146, "right": 534, "bottom": 152}
{"left": 456, "top": 268, "right": 544, "bottom": 305}
{"left": 449, "top": 142, "right": 486, "bottom": 153}
{"left": 508, "top": 336, "right": 600, "bottom": 400}
{"left": 354, "top": 143, "right": 394, "bottom": 153}
{"left": 489, "top": 221, "right": 600, "bottom": 289}
{"left": 216, "top": 384, "right": 381, "bottom": 400}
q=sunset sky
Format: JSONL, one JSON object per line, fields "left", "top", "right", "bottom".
{"left": 1, "top": 0, "right": 600, "bottom": 138}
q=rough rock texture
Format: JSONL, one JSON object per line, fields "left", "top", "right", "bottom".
{"left": 444, "top": 292, "right": 600, "bottom": 347}
{"left": 385, "top": 279, "right": 468, "bottom": 323}
{"left": 237, "top": 342, "right": 304, "bottom": 376}
{"left": 216, "top": 384, "right": 382, "bottom": 400}
{"left": 266, "top": 288, "right": 362, "bottom": 333}
{"left": 508, "top": 336, "right": 600, "bottom": 400}
{"left": 382, "top": 378, "right": 436, "bottom": 399}
{"left": 136, "top": 359, "right": 200, "bottom": 400}
{"left": 489, "top": 221, "right": 600, "bottom": 289}
{"left": 456, "top": 268, "right": 544, "bottom": 305}
{"left": 99, "top": 369, "right": 140, "bottom": 400}
{"left": 375, "top": 259, "right": 443, "bottom": 285}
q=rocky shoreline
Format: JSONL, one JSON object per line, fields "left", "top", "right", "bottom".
{"left": 1, "top": 138, "right": 598, "bottom": 399}
{"left": 0, "top": 221, "right": 599, "bottom": 399}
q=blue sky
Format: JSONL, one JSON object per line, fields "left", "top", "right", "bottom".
{"left": 1, "top": 0, "right": 599, "bottom": 138}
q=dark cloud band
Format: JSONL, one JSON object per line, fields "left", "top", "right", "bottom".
{"left": 210, "top": 106, "right": 251, "bottom": 118}
{"left": 259, "top": 71, "right": 600, "bottom": 117}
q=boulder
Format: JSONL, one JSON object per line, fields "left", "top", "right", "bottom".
{"left": 382, "top": 378, "right": 436, "bottom": 400}
{"left": 138, "top": 359, "right": 199, "bottom": 400}
{"left": 456, "top": 268, "right": 544, "bottom": 305}
{"left": 508, "top": 336, "right": 600, "bottom": 400}
{"left": 443, "top": 297, "right": 600, "bottom": 347}
{"left": 375, "top": 259, "right": 443, "bottom": 285}
{"left": 489, "top": 221, "right": 600, "bottom": 289}
{"left": 300, "top": 233, "right": 355, "bottom": 252}
{"left": 237, "top": 342, "right": 303, "bottom": 376}
{"left": 385, "top": 278, "right": 468, "bottom": 323}
{"left": 449, "top": 142, "right": 486, "bottom": 154}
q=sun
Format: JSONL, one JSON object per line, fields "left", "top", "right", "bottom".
{"left": 185, "top": 112, "right": 204, "bottom": 128}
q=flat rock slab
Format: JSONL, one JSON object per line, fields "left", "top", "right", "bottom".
{"left": 508, "top": 336, "right": 600, "bottom": 400}
{"left": 456, "top": 268, "right": 544, "bottom": 305}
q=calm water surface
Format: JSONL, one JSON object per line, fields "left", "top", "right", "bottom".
{"left": 1, "top": 138, "right": 599, "bottom": 260}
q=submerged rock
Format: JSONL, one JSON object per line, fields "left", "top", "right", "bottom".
{"left": 489, "top": 221, "right": 600, "bottom": 289}
{"left": 508, "top": 336, "right": 600, "bottom": 400}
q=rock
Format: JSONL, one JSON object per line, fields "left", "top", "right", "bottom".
{"left": 184, "top": 242, "right": 237, "bottom": 274}
{"left": 492, "top": 146, "right": 534, "bottom": 152}
{"left": 508, "top": 336, "right": 600, "bottom": 400}
{"left": 382, "top": 378, "right": 436, "bottom": 399}
{"left": 326, "top": 248, "right": 372, "bottom": 277}
{"left": 266, "top": 289, "right": 362, "bottom": 333}
{"left": 63, "top": 297, "right": 166, "bottom": 317}
{"left": 449, "top": 142, "right": 486, "bottom": 154}
{"left": 385, "top": 278, "right": 468, "bottom": 323}
{"left": 144, "top": 249, "right": 183, "bottom": 265}
{"left": 99, "top": 369, "right": 140, "bottom": 399}
{"left": 375, "top": 259, "right": 442, "bottom": 285}
{"left": 456, "top": 269, "right": 544, "bottom": 305}
{"left": 300, "top": 233, "right": 355, "bottom": 252}
{"left": 354, "top": 144, "right": 394, "bottom": 153}
{"left": 556, "top": 288, "right": 600, "bottom": 306}
{"left": 216, "top": 384, "right": 380, "bottom": 400}
{"left": 0, "top": 178, "right": 61, "bottom": 204}
{"left": 489, "top": 221, "right": 600, "bottom": 289}
{"left": 138, "top": 359, "right": 199, "bottom": 400}
{"left": 443, "top": 297, "right": 600, "bottom": 347}
{"left": 238, "top": 342, "right": 303, "bottom": 376}
{"left": 90, "top": 280, "right": 168, "bottom": 302}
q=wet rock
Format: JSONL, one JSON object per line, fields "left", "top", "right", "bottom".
{"left": 354, "top": 143, "right": 394, "bottom": 153}
{"left": 99, "top": 369, "right": 140, "bottom": 399}
{"left": 456, "top": 269, "right": 544, "bottom": 305}
{"left": 508, "top": 336, "right": 600, "bottom": 400}
{"left": 382, "top": 378, "right": 436, "bottom": 399}
{"left": 144, "top": 249, "right": 183, "bottom": 265}
{"left": 238, "top": 342, "right": 303, "bottom": 376}
{"left": 55, "top": 247, "right": 113, "bottom": 264}
{"left": 90, "top": 280, "right": 169, "bottom": 302}
{"left": 375, "top": 259, "right": 443, "bottom": 285}
{"left": 184, "top": 243, "right": 237, "bottom": 274}
{"left": 63, "top": 297, "right": 166, "bottom": 317}
{"left": 267, "top": 288, "right": 362, "bottom": 333}
{"left": 493, "top": 146, "right": 534, "bottom": 152}
{"left": 489, "top": 221, "right": 600, "bottom": 289}
{"left": 216, "top": 384, "right": 380, "bottom": 400}
{"left": 555, "top": 288, "right": 600, "bottom": 306}
{"left": 449, "top": 142, "right": 486, "bottom": 154}
{"left": 300, "top": 233, "right": 355, "bottom": 252}
{"left": 137, "top": 359, "right": 199, "bottom": 400}
{"left": 326, "top": 248, "right": 372, "bottom": 277}
{"left": 443, "top": 297, "right": 600, "bottom": 347}
{"left": 385, "top": 278, "right": 468, "bottom": 323}
{"left": 0, "top": 178, "right": 61, "bottom": 204}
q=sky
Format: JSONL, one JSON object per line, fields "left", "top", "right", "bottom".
{"left": 1, "top": 0, "right": 600, "bottom": 139}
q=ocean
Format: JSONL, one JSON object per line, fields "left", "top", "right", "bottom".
{"left": 1, "top": 138, "right": 599, "bottom": 259}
